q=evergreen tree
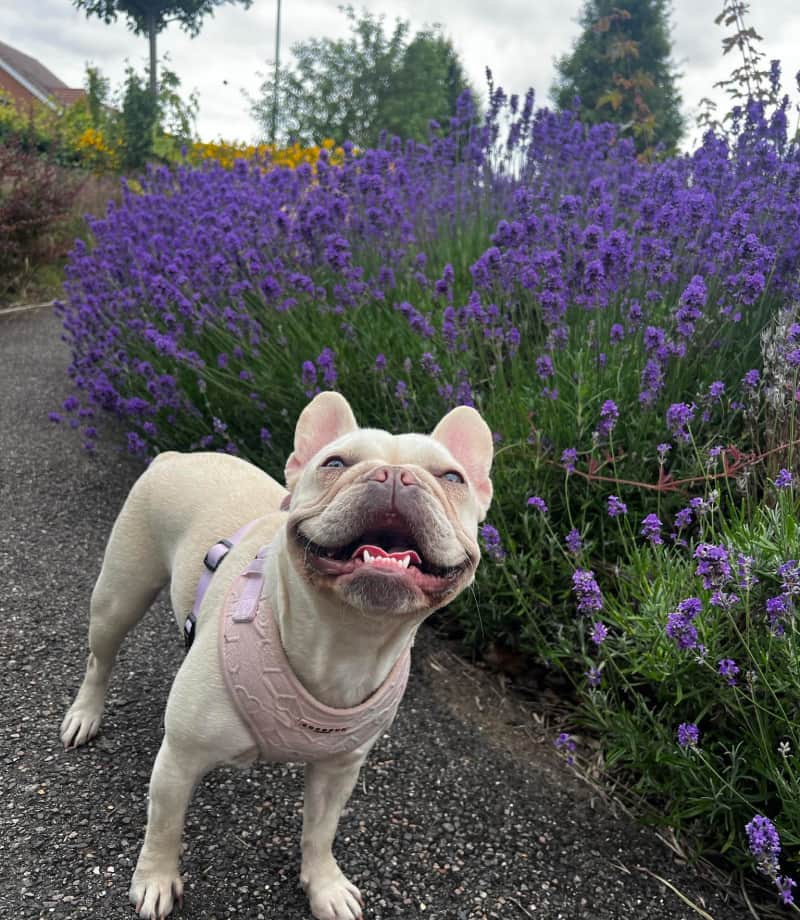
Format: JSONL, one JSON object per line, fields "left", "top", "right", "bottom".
{"left": 552, "top": 0, "right": 684, "bottom": 153}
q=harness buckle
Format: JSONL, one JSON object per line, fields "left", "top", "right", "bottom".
{"left": 184, "top": 616, "right": 196, "bottom": 650}
{"left": 204, "top": 538, "right": 233, "bottom": 572}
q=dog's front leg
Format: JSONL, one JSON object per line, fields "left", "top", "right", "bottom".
{"left": 301, "top": 749, "right": 369, "bottom": 920}
{"left": 130, "top": 736, "right": 211, "bottom": 919}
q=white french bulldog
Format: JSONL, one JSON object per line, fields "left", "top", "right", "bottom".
{"left": 60, "top": 392, "right": 493, "bottom": 920}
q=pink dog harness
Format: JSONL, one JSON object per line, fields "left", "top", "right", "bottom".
{"left": 188, "top": 528, "right": 411, "bottom": 762}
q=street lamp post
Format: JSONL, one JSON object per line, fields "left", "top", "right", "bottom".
{"left": 270, "top": 0, "right": 282, "bottom": 143}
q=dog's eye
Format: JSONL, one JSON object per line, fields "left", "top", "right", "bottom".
{"left": 322, "top": 456, "right": 347, "bottom": 469}
{"left": 442, "top": 470, "right": 464, "bottom": 484}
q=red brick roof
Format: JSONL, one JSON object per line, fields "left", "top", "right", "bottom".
{"left": 52, "top": 87, "right": 86, "bottom": 106}
{"left": 0, "top": 39, "right": 84, "bottom": 108}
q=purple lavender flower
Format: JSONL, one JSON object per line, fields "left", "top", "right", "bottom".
{"left": 561, "top": 447, "right": 577, "bottom": 473}
{"left": 640, "top": 513, "right": 663, "bottom": 546}
{"left": 127, "top": 431, "right": 147, "bottom": 455}
{"left": 775, "top": 468, "right": 793, "bottom": 489}
{"left": 742, "top": 368, "right": 761, "bottom": 388}
{"left": 779, "top": 560, "right": 800, "bottom": 595}
{"left": 607, "top": 495, "right": 627, "bottom": 517}
{"left": 708, "top": 380, "right": 725, "bottom": 400}
{"left": 746, "top": 815, "right": 781, "bottom": 876}
{"left": 718, "top": 658, "right": 740, "bottom": 686}
{"left": 572, "top": 569, "right": 603, "bottom": 614}
{"left": 666, "top": 402, "right": 696, "bottom": 443}
{"left": 766, "top": 594, "right": 790, "bottom": 635}
{"left": 639, "top": 359, "right": 665, "bottom": 406}
{"left": 657, "top": 442, "right": 672, "bottom": 461}
{"left": 666, "top": 597, "right": 702, "bottom": 650}
{"left": 675, "top": 276, "right": 707, "bottom": 337}
{"left": 554, "top": 732, "right": 576, "bottom": 765}
{"left": 420, "top": 352, "right": 441, "bottom": 377}
{"left": 527, "top": 496, "right": 548, "bottom": 514}
{"left": 694, "top": 543, "right": 731, "bottom": 589}
{"left": 777, "top": 876, "right": 797, "bottom": 906}
{"left": 565, "top": 528, "right": 582, "bottom": 554}
{"left": 690, "top": 494, "right": 716, "bottom": 516}
{"left": 316, "top": 347, "right": 338, "bottom": 387}
{"left": 480, "top": 524, "right": 506, "bottom": 562}
{"left": 735, "top": 553, "right": 758, "bottom": 590}
{"left": 301, "top": 360, "right": 317, "bottom": 397}
{"left": 395, "top": 380, "right": 409, "bottom": 410}
{"left": 710, "top": 589, "right": 739, "bottom": 609}
{"left": 585, "top": 666, "right": 602, "bottom": 688}
{"left": 535, "top": 354, "right": 554, "bottom": 380}
{"left": 594, "top": 399, "right": 619, "bottom": 439}
{"left": 746, "top": 813, "right": 797, "bottom": 903}
{"left": 590, "top": 621, "right": 608, "bottom": 645}
{"left": 674, "top": 507, "right": 693, "bottom": 529}
{"left": 677, "top": 723, "right": 699, "bottom": 747}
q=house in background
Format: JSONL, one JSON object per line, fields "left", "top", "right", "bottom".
{"left": 0, "top": 39, "right": 84, "bottom": 111}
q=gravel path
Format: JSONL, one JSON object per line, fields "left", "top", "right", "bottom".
{"left": 0, "top": 306, "right": 745, "bottom": 920}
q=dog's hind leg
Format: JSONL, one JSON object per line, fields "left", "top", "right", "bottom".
{"left": 61, "top": 475, "right": 170, "bottom": 749}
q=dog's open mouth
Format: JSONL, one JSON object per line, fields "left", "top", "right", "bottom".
{"left": 296, "top": 517, "right": 465, "bottom": 582}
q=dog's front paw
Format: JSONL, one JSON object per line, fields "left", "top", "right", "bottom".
{"left": 129, "top": 866, "right": 183, "bottom": 919}
{"left": 60, "top": 699, "right": 104, "bottom": 748}
{"left": 305, "top": 868, "right": 363, "bottom": 920}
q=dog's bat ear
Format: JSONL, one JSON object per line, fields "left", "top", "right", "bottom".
{"left": 285, "top": 392, "right": 358, "bottom": 490}
{"left": 431, "top": 406, "right": 494, "bottom": 519}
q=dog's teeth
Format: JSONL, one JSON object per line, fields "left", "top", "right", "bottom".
{"left": 359, "top": 549, "right": 413, "bottom": 568}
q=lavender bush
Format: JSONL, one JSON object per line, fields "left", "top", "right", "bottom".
{"left": 56, "top": 71, "right": 800, "bottom": 906}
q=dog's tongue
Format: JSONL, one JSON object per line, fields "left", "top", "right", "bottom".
{"left": 352, "top": 544, "right": 422, "bottom": 564}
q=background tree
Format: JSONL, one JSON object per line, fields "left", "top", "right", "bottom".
{"left": 551, "top": 0, "right": 684, "bottom": 154}
{"left": 85, "top": 66, "right": 110, "bottom": 128}
{"left": 697, "top": 1, "right": 781, "bottom": 135}
{"left": 250, "top": 6, "right": 473, "bottom": 147}
{"left": 72, "top": 0, "right": 253, "bottom": 97}
{"left": 118, "top": 66, "right": 159, "bottom": 170}
{"left": 116, "top": 63, "right": 198, "bottom": 168}
{"left": 381, "top": 29, "right": 470, "bottom": 140}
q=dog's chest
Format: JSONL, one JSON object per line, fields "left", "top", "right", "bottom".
{"left": 219, "top": 557, "right": 411, "bottom": 762}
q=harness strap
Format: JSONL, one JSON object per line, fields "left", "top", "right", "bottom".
{"left": 232, "top": 548, "right": 270, "bottom": 623}
{"left": 184, "top": 518, "right": 260, "bottom": 650}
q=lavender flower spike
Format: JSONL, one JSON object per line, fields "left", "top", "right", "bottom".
{"left": 595, "top": 399, "right": 619, "bottom": 439}
{"left": 572, "top": 569, "right": 603, "bottom": 614}
{"left": 480, "top": 524, "right": 507, "bottom": 562}
{"left": 677, "top": 723, "right": 699, "bottom": 747}
{"left": 640, "top": 513, "right": 663, "bottom": 545}
{"left": 607, "top": 495, "right": 627, "bottom": 517}
{"left": 746, "top": 815, "right": 796, "bottom": 904}
{"left": 746, "top": 814, "right": 781, "bottom": 876}
{"left": 590, "top": 621, "right": 608, "bottom": 645}
{"left": 527, "top": 496, "right": 548, "bottom": 514}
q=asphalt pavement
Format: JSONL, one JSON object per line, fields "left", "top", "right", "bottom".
{"left": 0, "top": 305, "right": 747, "bottom": 919}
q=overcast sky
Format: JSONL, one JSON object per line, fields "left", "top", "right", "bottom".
{"left": 6, "top": 0, "right": 800, "bottom": 150}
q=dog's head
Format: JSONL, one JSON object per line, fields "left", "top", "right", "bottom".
{"left": 283, "top": 392, "right": 493, "bottom": 616}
